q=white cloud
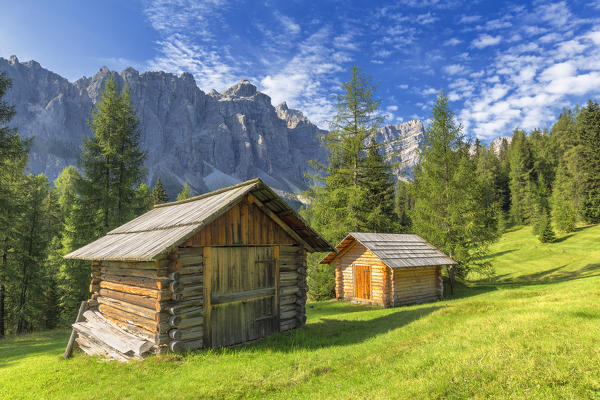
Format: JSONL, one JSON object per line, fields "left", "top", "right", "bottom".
{"left": 416, "top": 12, "right": 438, "bottom": 25}
{"left": 460, "top": 15, "right": 482, "bottom": 24}
{"left": 444, "top": 38, "right": 462, "bottom": 46}
{"left": 443, "top": 64, "right": 465, "bottom": 75}
{"left": 387, "top": 105, "right": 399, "bottom": 111}
{"left": 273, "top": 11, "right": 300, "bottom": 35}
{"left": 472, "top": 34, "right": 502, "bottom": 48}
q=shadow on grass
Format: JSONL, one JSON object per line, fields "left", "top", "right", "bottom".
{"left": 482, "top": 249, "right": 517, "bottom": 259}
{"left": 553, "top": 234, "right": 575, "bottom": 243}
{"left": 0, "top": 330, "right": 69, "bottom": 369}
{"left": 305, "top": 301, "right": 380, "bottom": 318}
{"left": 488, "top": 263, "right": 600, "bottom": 287}
{"left": 225, "top": 305, "right": 443, "bottom": 353}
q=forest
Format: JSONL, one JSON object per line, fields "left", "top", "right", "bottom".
{"left": 0, "top": 66, "right": 599, "bottom": 336}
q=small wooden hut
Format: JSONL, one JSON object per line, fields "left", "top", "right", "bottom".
{"left": 64, "top": 178, "right": 332, "bottom": 359}
{"left": 320, "top": 233, "right": 455, "bottom": 307}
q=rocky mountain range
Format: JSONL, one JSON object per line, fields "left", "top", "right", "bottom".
{"left": 0, "top": 56, "right": 425, "bottom": 200}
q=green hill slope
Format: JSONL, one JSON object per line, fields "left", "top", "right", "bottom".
{"left": 1, "top": 226, "right": 599, "bottom": 399}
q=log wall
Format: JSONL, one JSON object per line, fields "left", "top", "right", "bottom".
{"left": 92, "top": 258, "right": 170, "bottom": 349}
{"left": 166, "top": 246, "right": 204, "bottom": 352}
{"left": 278, "top": 245, "right": 306, "bottom": 331}
{"left": 392, "top": 266, "right": 442, "bottom": 306}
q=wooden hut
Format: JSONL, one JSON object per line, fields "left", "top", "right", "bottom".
{"left": 64, "top": 178, "right": 332, "bottom": 359}
{"left": 320, "top": 233, "right": 455, "bottom": 307}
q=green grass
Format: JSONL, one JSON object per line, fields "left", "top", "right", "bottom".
{"left": 2, "top": 225, "right": 600, "bottom": 399}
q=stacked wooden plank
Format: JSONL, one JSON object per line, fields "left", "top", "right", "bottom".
{"left": 95, "top": 259, "right": 170, "bottom": 347}
{"left": 167, "top": 246, "right": 204, "bottom": 352}
{"left": 73, "top": 309, "right": 154, "bottom": 362}
{"left": 279, "top": 245, "right": 305, "bottom": 331}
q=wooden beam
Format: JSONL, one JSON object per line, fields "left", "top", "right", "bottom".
{"left": 247, "top": 194, "right": 316, "bottom": 251}
{"left": 63, "top": 300, "right": 89, "bottom": 359}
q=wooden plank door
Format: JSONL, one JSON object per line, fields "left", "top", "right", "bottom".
{"left": 203, "top": 246, "right": 279, "bottom": 348}
{"left": 354, "top": 265, "right": 371, "bottom": 300}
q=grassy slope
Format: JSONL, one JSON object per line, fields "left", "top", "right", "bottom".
{"left": 1, "top": 225, "right": 600, "bottom": 399}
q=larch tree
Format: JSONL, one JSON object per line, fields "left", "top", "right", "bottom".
{"left": 301, "top": 66, "right": 387, "bottom": 299}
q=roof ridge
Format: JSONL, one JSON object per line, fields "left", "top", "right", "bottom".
{"left": 153, "top": 178, "right": 262, "bottom": 209}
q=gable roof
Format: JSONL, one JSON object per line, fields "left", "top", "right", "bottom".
{"left": 319, "top": 232, "right": 456, "bottom": 268}
{"left": 64, "top": 179, "right": 332, "bottom": 262}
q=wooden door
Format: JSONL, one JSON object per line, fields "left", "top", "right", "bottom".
{"left": 354, "top": 264, "right": 371, "bottom": 300}
{"left": 204, "top": 246, "right": 279, "bottom": 348}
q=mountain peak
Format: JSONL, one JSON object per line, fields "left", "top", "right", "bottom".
{"left": 223, "top": 79, "right": 257, "bottom": 97}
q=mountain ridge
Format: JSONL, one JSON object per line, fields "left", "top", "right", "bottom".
{"left": 0, "top": 56, "right": 425, "bottom": 199}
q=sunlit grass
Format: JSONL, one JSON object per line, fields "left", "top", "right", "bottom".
{"left": 1, "top": 225, "right": 599, "bottom": 399}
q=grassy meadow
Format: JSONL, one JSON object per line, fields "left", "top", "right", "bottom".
{"left": 1, "top": 225, "right": 600, "bottom": 399}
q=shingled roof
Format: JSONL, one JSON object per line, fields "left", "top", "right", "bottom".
{"left": 320, "top": 232, "right": 455, "bottom": 267}
{"left": 65, "top": 178, "right": 332, "bottom": 262}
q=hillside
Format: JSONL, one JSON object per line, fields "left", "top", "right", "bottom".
{"left": 1, "top": 225, "right": 599, "bottom": 399}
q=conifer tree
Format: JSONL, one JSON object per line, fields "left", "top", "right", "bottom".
{"left": 0, "top": 72, "right": 29, "bottom": 337}
{"left": 576, "top": 100, "right": 600, "bottom": 223}
{"left": 411, "top": 91, "right": 498, "bottom": 284}
{"left": 177, "top": 182, "right": 192, "bottom": 201}
{"left": 508, "top": 129, "right": 534, "bottom": 225}
{"left": 395, "top": 180, "right": 413, "bottom": 231}
{"left": 133, "top": 183, "right": 153, "bottom": 215}
{"left": 302, "top": 66, "right": 383, "bottom": 243}
{"left": 551, "top": 151, "right": 581, "bottom": 232}
{"left": 538, "top": 210, "right": 556, "bottom": 243}
{"left": 8, "top": 175, "right": 54, "bottom": 333}
{"left": 358, "top": 138, "right": 398, "bottom": 232}
{"left": 151, "top": 177, "right": 169, "bottom": 205}
{"left": 301, "top": 66, "right": 384, "bottom": 299}
{"left": 79, "top": 75, "right": 146, "bottom": 235}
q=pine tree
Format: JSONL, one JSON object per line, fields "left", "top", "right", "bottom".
{"left": 576, "top": 100, "right": 600, "bottom": 223}
{"left": 8, "top": 175, "right": 54, "bottom": 333}
{"left": 395, "top": 180, "right": 413, "bottom": 231}
{"left": 358, "top": 138, "right": 398, "bottom": 232}
{"left": 538, "top": 210, "right": 556, "bottom": 243}
{"left": 151, "top": 177, "right": 169, "bottom": 205}
{"left": 551, "top": 151, "right": 582, "bottom": 232}
{"left": 0, "top": 72, "right": 29, "bottom": 337}
{"left": 508, "top": 129, "right": 534, "bottom": 225}
{"left": 411, "top": 91, "right": 499, "bottom": 285}
{"left": 177, "top": 182, "right": 192, "bottom": 201}
{"left": 79, "top": 75, "right": 146, "bottom": 235}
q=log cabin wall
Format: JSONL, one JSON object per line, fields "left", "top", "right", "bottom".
{"left": 93, "top": 258, "right": 171, "bottom": 350}
{"left": 392, "top": 266, "right": 442, "bottom": 306}
{"left": 333, "top": 241, "right": 392, "bottom": 307}
{"left": 166, "top": 196, "right": 305, "bottom": 350}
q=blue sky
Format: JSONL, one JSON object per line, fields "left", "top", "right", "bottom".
{"left": 1, "top": 0, "right": 600, "bottom": 140}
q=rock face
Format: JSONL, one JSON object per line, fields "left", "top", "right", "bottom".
{"left": 376, "top": 120, "right": 424, "bottom": 180}
{"left": 0, "top": 56, "right": 424, "bottom": 198}
{"left": 490, "top": 136, "right": 512, "bottom": 155}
